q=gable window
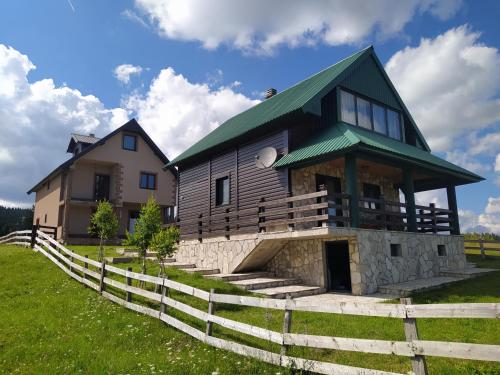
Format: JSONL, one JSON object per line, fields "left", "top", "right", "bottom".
{"left": 140, "top": 172, "right": 156, "bottom": 190}
{"left": 356, "top": 97, "right": 372, "bottom": 129}
{"left": 372, "top": 104, "right": 387, "bottom": 134}
{"left": 387, "top": 109, "right": 402, "bottom": 140}
{"left": 339, "top": 89, "right": 403, "bottom": 141}
{"left": 123, "top": 134, "right": 137, "bottom": 151}
{"left": 215, "top": 176, "right": 230, "bottom": 206}
{"left": 340, "top": 90, "right": 356, "bottom": 125}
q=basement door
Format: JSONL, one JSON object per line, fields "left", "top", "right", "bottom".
{"left": 325, "top": 241, "right": 352, "bottom": 292}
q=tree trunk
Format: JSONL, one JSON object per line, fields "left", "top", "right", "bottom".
{"left": 98, "top": 236, "right": 104, "bottom": 262}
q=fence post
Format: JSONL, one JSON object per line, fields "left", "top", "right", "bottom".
{"left": 206, "top": 288, "right": 216, "bottom": 336}
{"left": 99, "top": 259, "right": 106, "bottom": 294}
{"left": 30, "top": 224, "right": 38, "bottom": 249}
{"left": 83, "top": 255, "right": 89, "bottom": 279}
{"left": 281, "top": 294, "right": 293, "bottom": 356}
{"left": 160, "top": 276, "right": 169, "bottom": 314}
{"left": 401, "top": 298, "right": 428, "bottom": 375}
{"left": 480, "top": 240, "right": 485, "bottom": 260}
{"left": 126, "top": 267, "right": 133, "bottom": 302}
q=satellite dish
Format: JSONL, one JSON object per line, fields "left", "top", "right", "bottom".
{"left": 255, "top": 147, "right": 278, "bottom": 169}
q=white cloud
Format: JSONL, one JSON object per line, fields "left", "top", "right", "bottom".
{"left": 124, "top": 67, "right": 259, "bottom": 158}
{"left": 114, "top": 64, "right": 143, "bottom": 84}
{"left": 133, "top": 0, "right": 462, "bottom": 54}
{"left": 385, "top": 25, "right": 500, "bottom": 152}
{"left": 495, "top": 154, "right": 500, "bottom": 172}
{"left": 485, "top": 197, "right": 500, "bottom": 214}
{"left": 445, "top": 150, "right": 491, "bottom": 174}
{"left": 0, "top": 44, "right": 128, "bottom": 206}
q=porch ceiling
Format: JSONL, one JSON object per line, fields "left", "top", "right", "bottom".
{"left": 274, "top": 122, "right": 483, "bottom": 187}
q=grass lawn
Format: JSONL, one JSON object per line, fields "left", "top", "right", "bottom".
{"left": 1, "top": 244, "right": 500, "bottom": 375}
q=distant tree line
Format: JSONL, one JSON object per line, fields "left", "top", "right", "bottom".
{"left": 463, "top": 232, "right": 500, "bottom": 241}
{"left": 0, "top": 206, "right": 34, "bottom": 236}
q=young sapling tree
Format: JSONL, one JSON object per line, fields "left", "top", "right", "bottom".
{"left": 88, "top": 201, "right": 119, "bottom": 262}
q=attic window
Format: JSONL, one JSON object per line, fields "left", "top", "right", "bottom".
{"left": 123, "top": 134, "right": 137, "bottom": 151}
{"left": 339, "top": 89, "right": 403, "bottom": 141}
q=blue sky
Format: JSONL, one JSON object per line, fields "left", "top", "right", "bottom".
{"left": 0, "top": 0, "right": 499, "bottom": 233}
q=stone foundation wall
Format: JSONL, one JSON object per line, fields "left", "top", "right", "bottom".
{"left": 264, "top": 228, "right": 466, "bottom": 295}
{"left": 175, "top": 227, "right": 466, "bottom": 295}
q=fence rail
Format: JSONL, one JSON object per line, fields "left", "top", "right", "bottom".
{"left": 465, "top": 239, "right": 500, "bottom": 259}
{"left": 2, "top": 229, "right": 500, "bottom": 375}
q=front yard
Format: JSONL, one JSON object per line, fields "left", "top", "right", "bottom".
{"left": 1, "top": 244, "right": 499, "bottom": 374}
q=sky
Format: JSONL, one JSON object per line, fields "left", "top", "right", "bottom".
{"left": 0, "top": 0, "right": 499, "bottom": 233}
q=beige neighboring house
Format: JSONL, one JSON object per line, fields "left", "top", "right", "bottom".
{"left": 27, "top": 119, "right": 177, "bottom": 244}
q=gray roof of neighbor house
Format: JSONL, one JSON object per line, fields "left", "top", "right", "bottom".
{"left": 66, "top": 133, "right": 101, "bottom": 153}
{"left": 167, "top": 45, "right": 430, "bottom": 167}
{"left": 27, "top": 119, "right": 176, "bottom": 194}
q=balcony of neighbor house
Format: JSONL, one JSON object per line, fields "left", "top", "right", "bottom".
{"left": 66, "top": 160, "right": 123, "bottom": 207}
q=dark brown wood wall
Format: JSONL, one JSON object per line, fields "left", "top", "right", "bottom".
{"left": 178, "top": 130, "right": 289, "bottom": 235}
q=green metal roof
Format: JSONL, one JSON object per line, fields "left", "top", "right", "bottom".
{"left": 168, "top": 47, "right": 371, "bottom": 166}
{"left": 274, "top": 122, "right": 483, "bottom": 182}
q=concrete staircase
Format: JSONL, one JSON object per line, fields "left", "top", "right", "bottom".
{"left": 208, "top": 271, "right": 325, "bottom": 299}
{"left": 377, "top": 263, "right": 498, "bottom": 297}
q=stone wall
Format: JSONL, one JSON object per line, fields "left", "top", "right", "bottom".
{"left": 291, "top": 159, "right": 400, "bottom": 202}
{"left": 264, "top": 228, "right": 466, "bottom": 295}
{"left": 175, "top": 227, "right": 466, "bottom": 295}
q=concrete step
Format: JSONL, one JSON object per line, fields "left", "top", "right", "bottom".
{"left": 158, "top": 258, "right": 177, "bottom": 264}
{"left": 104, "top": 256, "right": 133, "bottom": 264}
{"left": 184, "top": 268, "right": 221, "bottom": 276}
{"left": 165, "top": 262, "right": 196, "bottom": 269}
{"left": 205, "top": 271, "right": 274, "bottom": 282}
{"left": 253, "top": 285, "right": 326, "bottom": 299}
{"left": 230, "top": 277, "right": 301, "bottom": 291}
{"left": 377, "top": 276, "right": 465, "bottom": 297}
{"left": 440, "top": 267, "right": 498, "bottom": 278}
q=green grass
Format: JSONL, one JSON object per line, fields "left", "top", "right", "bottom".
{"left": 1, "top": 245, "right": 500, "bottom": 375}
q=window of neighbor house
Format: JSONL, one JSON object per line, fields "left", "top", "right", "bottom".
{"left": 163, "top": 206, "right": 175, "bottom": 223}
{"left": 339, "top": 89, "right": 403, "bottom": 141}
{"left": 215, "top": 176, "right": 230, "bottom": 206}
{"left": 140, "top": 172, "right": 156, "bottom": 190}
{"left": 122, "top": 134, "right": 137, "bottom": 151}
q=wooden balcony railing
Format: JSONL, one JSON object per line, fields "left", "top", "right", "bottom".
{"left": 178, "top": 191, "right": 456, "bottom": 240}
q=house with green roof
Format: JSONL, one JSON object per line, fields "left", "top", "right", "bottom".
{"left": 167, "top": 46, "right": 483, "bottom": 297}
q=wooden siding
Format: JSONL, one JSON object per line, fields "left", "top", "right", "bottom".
{"left": 178, "top": 131, "right": 289, "bottom": 236}
{"left": 341, "top": 55, "right": 401, "bottom": 110}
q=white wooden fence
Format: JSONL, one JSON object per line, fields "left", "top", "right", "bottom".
{"left": 1, "top": 229, "right": 500, "bottom": 375}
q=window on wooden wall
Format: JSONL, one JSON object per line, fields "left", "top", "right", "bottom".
{"left": 215, "top": 176, "right": 230, "bottom": 206}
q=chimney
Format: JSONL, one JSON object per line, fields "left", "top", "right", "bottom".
{"left": 89, "top": 133, "right": 95, "bottom": 138}
{"left": 265, "top": 88, "right": 277, "bottom": 99}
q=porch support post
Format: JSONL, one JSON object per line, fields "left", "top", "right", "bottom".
{"left": 446, "top": 185, "right": 460, "bottom": 235}
{"left": 403, "top": 168, "right": 417, "bottom": 233}
{"left": 345, "top": 154, "right": 359, "bottom": 228}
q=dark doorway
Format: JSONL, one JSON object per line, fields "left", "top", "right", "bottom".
{"left": 316, "top": 174, "right": 343, "bottom": 226}
{"left": 325, "top": 241, "right": 351, "bottom": 292}
{"left": 94, "top": 174, "right": 110, "bottom": 201}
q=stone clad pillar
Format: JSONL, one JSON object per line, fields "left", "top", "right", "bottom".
{"left": 446, "top": 185, "right": 460, "bottom": 235}
{"left": 403, "top": 167, "right": 417, "bottom": 232}
{"left": 345, "top": 154, "right": 359, "bottom": 228}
